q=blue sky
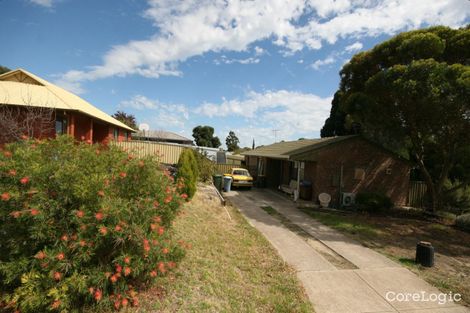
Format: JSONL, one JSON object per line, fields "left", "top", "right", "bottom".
{"left": 1, "top": 0, "right": 469, "bottom": 148}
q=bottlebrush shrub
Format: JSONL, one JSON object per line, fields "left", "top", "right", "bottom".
{"left": 0, "top": 136, "right": 185, "bottom": 312}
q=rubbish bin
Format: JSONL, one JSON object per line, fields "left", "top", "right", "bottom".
{"left": 415, "top": 241, "right": 434, "bottom": 267}
{"left": 256, "top": 175, "right": 266, "bottom": 188}
{"left": 212, "top": 174, "right": 223, "bottom": 192}
{"left": 300, "top": 180, "right": 312, "bottom": 200}
{"left": 223, "top": 176, "right": 233, "bottom": 192}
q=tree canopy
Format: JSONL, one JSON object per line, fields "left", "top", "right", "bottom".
{"left": 192, "top": 125, "right": 221, "bottom": 148}
{"left": 112, "top": 111, "right": 137, "bottom": 130}
{"left": 225, "top": 131, "right": 240, "bottom": 151}
{"left": 0, "top": 65, "right": 10, "bottom": 75}
{"left": 320, "top": 26, "right": 470, "bottom": 212}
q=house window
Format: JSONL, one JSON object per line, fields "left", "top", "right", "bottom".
{"left": 125, "top": 131, "right": 129, "bottom": 140}
{"left": 55, "top": 114, "right": 68, "bottom": 135}
{"left": 113, "top": 128, "right": 119, "bottom": 139}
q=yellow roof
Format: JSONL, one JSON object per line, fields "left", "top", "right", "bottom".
{"left": 0, "top": 68, "right": 135, "bottom": 132}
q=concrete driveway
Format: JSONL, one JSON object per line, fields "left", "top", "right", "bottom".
{"left": 225, "top": 189, "right": 469, "bottom": 313}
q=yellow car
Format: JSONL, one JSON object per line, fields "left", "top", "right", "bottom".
{"left": 225, "top": 168, "right": 253, "bottom": 188}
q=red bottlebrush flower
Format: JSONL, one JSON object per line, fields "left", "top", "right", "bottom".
{"left": 122, "top": 298, "right": 129, "bottom": 307}
{"left": 119, "top": 172, "right": 127, "bottom": 178}
{"left": 51, "top": 300, "right": 61, "bottom": 309}
{"left": 89, "top": 287, "right": 95, "bottom": 295}
{"left": 35, "top": 251, "right": 46, "bottom": 259}
{"left": 61, "top": 234, "right": 68, "bottom": 241}
{"left": 79, "top": 240, "right": 86, "bottom": 247}
{"left": 80, "top": 136, "right": 85, "bottom": 141}
{"left": 164, "top": 196, "right": 172, "bottom": 204}
{"left": 115, "top": 225, "right": 122, "bottom": 231}
{"left": 76, "top": 210, "right": 84, "bottom": 218}
{"left": 114, "top": 300, "right": 121, "bottom": 310}
{"left": 150, "top": 270, "right": 157, "bottom": 277}
{"left": 115, "top": 264, "right": 122, "bottom": 273}
{"left": 20, "top": 176, "right": 29, "bottom": 185}
{"left": 56, "top": 253, "right": 65, "bottom": 261}
{"left": 53, "top": 272, "right": 62, "bottom": 281}
{"left": 154, "top": 216, "right": 162, "bottom": 223}
{"left": 41, "top": 262, "right": 49, "bottom": 268}
{"left": 124, "top": 267, "right": 131, "bottom": 276}
{"left": 165, "top": 186, "right": 171, "bottom": 194}
{"left": 97, "top": 190, "right": 105, "bottom": 197}
{"left": 181, "top": 193, "right": 188, "bottom": 199}
{"left": 99, "top": 226, "right": 108, "bottom": 235}
{"left": 153, "top": 201, "right": 160, "bottom": 208}
{"left": 10, "top": 211, "right": 21, "bottom": 218}
{"left": 158, "top": 262, "right": 166, "bottom": 273}
{"left": 1, "top": 192, "right": 11, "bottom": 201}
{"left": 86, "top": 139, "right": 92, "bottom": 144}
{"left": 162, "top": 248, "right": 169, "bottom": 254}
{"left": 150, "top": 223, "right": 157, "bottom": 231}
{"left": 138, "top": 160, "right": 144, "bottom": 167}
{"left": 71, "top": 234, "right": 77, "bottom": 240}
{"left": 124, "top": 257, "right": 131, "bottom": 264}
{"left": 168, "top": 261, "right": 176, "bottom": 269}
{"left": 3, "top": 151, "right": 12, "bottom": 158}
{"left": 95, "top": 212, "right": 104, "bottom": 221}
{"left": 94, "top": 289, "right": 102, "bottom": 302}
{"left": 110, "top": 275, "right": 118, "bottom": 284}
{"left": 132, "top": 297, "right": 139, "bottom": 307}
{"left": 158, "top": 227, "right": 164, "bottom": 236}
{"left": 8, "top": 169, "right": 17, "bottom": 176}
{"left": 30, "top": 209, "right": 40, "bottom": 216}
{"left": 21, "top": 135, "right": 28, "bottom": 140}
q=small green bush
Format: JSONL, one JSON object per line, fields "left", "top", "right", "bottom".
{"left": 176, "top": 149, "right": 197, "bottom": 199}
{"left": 455, "top": 213, "right": 470, "bottom": 232}
{"left": 0, "top": 136, "right": 185, "bottom": 312}
{"left": 355, "top": 192, "right": 393, "bottom": 213}
{"left": 193, "top": 149, "right": 215, "bottom": 182}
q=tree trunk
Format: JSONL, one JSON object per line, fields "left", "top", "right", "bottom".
{"left": 415, "top": 153, "right": 437, "bottom": 212}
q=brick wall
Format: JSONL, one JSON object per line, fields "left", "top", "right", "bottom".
{"left": 310, "top": 137, "right": 410, "bottom": 206}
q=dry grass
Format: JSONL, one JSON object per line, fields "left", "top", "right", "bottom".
{"left": 124, "top": 185, "right": 313, "bottom": 312}
{"left": 302, "top": 209, "right": 470, "bottom": 307}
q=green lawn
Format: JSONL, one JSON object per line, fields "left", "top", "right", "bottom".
{"left": 123, "top": 186, "right": 313, "bottom": 312}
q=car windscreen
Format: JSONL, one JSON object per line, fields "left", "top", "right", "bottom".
{"left": 233, "top": 170, "right": 249, "bottom": 176}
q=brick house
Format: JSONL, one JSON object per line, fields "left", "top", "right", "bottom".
{"left": 0, "top": 68, "right": 134, "bottom": 144}
{"left": 243, "top": 136, "right": 411, "bottom": 207}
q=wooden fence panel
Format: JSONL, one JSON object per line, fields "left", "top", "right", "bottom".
{"left": 408, "top": 181, "right": 427, "bottom": 208}
{"left": 213, "top": 164, "right": 246, "bottom": 175}
{"left": 111, "top": 140, "right": 189, "bottom": 164}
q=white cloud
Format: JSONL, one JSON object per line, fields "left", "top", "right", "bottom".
{"left": 345, "top": 41, "right": 363, "bottom": 53}
{"left": 254, "top": 46, "right": 266, "bottom": 56}
{"left": 120, "top": 95, "right": 189, "bottom": 128}
{"left": 311, "top": 56, "right": 336, "bottom": 70}
{"left": 215, "top": 56, "right": 260, "bottom": 65}
{"left": 58, "top": 0, "right": 470, "bottom": 87}
{"left": 30, "top": 0, "right": 54, "bottom": 7}
{"left": 195, "top": 90, "right": 332, "bottom": 144}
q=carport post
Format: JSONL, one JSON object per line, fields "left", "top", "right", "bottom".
{"left": 295, "top": 161, "right": 300, "bottom": 202}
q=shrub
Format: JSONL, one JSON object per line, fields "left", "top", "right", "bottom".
{"left": 455, "top": 213, "right": 470, "bottom": 232}
{"left": 355, "top": 192, "right": 393, "bottom": 213}
{"left": 176, "top": 149, "right": 197, "bottom": 199}
{"left": 193, "top": 149, "right": 215, "bottom": 182}
{"left": 0, "top": 136, "right": 185, "bottom": 312}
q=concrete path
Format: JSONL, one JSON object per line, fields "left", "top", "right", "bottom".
{"left": 225, "top": 189, "right": 469, "bottom": 313}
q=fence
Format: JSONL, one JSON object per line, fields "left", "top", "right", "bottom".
{"left": 111, "top": 140, "right": 189, "bottom": 164}
{"left": 213, "top": 164, "right": 246, "bottom": 175}
{"left": 408, "top": 181, "right": 427, "bottom": 208}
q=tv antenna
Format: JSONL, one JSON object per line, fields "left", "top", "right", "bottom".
{"left": 272, "top": 129, "right": 280, "bottom": 143}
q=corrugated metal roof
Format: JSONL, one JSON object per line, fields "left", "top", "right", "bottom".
{"left": 0, "top": 69, "right": 135, "bottom": 132}
{"left": 242, "top": 136, "right": 357, "bottom": 159}
{"left": 133, "top": 130, "right": 192, "bottom": 142}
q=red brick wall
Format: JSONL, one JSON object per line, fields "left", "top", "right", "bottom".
{"left": 311, "top": 137, "right": 410, "bottom": 206}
